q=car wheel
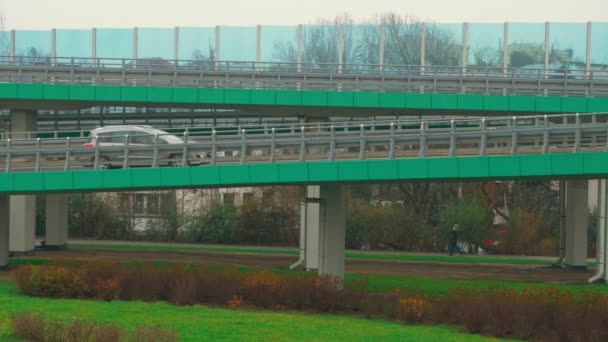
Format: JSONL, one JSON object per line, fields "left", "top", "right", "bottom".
{"left": 168, "top": 154, "right": 184, "bottom": 167}
{"left": 92, "top": 156, "right": 113, "bottom": 169}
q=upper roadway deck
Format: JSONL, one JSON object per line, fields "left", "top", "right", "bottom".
{"left": 1, "top": 58, "right": 607, "bottom": 115}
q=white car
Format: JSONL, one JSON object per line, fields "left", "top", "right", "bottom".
{"left": 82, "top": 125, "right": 208, "bottom": 168}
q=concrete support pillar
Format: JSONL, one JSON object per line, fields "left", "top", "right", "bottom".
{"left": 9, "top": 110, "right": 37, "bottom": 254}
{"left": 565, "top": 180, "right": 589, "bottom": 269}
{"left": 0, "top": 195, "right": 9, "bottom": 269}
{"left": 44, "top": 194, "right": 68, "bottom": 249}
{"left": 304, "top": 185, "right": 320, "bottom": 270}
{"left": 318, "top": 183, "right": 346, "bottom": 279}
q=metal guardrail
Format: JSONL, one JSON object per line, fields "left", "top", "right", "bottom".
{"left": 1, "top": 56, "right": 607, "bottom": 97}
{"left": 0, "top": 112, "right": 607, "bottom": 173}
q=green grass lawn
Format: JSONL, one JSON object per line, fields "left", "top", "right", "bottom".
{"left": 70, "top": 243, "right": 582, "bottom": 266}
{"left": 0, "top": 281, "right": 514, "bottom": 342}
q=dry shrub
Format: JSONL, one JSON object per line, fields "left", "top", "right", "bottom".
{"left": 11, "top": 313, "right": 122, "bottom": 342}
{"left": 227, "top": 295, "right": 245, "bottom": 309}
{"left": 14, "top": 262, "right": 608, "bottom": 342}
{"left": 131, "top": 326, "right": 177, "bottom": 342}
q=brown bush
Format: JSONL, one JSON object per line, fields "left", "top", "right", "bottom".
{"left": 14, "top": 262, "right": 608, "bottom": 342}
{"left": 11, "top": 313, "right": 176, "bottom": 342}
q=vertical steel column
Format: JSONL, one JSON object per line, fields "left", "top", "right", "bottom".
{"left": 503, "top": 22, "right": 508, "bottom": 75}
{"left": 297, "top": 24, "right": 302, "bottom": 72}
{"left": 544, "top": 22, "right": 550, "bottom": 78}
{"left": 215, "top": 26, "right": 220, "bottom": 70}
{"left": 379, "top": 23, "right": 385, "bottom": 72}
{"left": 174, "top": 26, "right": 179, "bottom": 64}
{"left": 462, "top": 22, "right": 468, "bottom": 71}
{"left": 420, "top": 23, "right": 426, "bottom": 73}
{"left": 92, "top": 28, "right": 97, "bottom": 62}
{"left": 0, "top": 195, "right": 8, "bottom": 269}
{"left": 10, "top": 30, "right": 15, "bottom": 64}
{"left": 256, "top": 25, "right": 261, "bottom": 69}
{"left": 51, "top": 28, "right": 56, "bottom": 66}
{"left": 338, "top": 24, "right": 344, "bottom": 73}
{"left": 586, "top": 22, "right": 592, "bottom": 79}
{"left": 133, "top": 27, "right": 138, "bottom": 62}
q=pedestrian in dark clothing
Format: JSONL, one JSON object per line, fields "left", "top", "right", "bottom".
{"left": 449, "top": 223, "right": 463, "bottom": 256}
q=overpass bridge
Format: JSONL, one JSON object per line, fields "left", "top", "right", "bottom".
{"left": 1, "top": 112, "right": 608, "bottom": 282}
{"left": 2, "top": 20, "right": 608, "bottom": 282}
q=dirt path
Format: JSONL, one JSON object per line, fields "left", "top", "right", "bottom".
{"left": 9, "top": 248, "right": 594, "bottom": 284}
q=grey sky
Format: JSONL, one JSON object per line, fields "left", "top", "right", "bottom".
{"left": 1, "top": 0, "right": 607, "bottom": 29}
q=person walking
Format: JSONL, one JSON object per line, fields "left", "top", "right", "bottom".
{"left": 449, "top": 223, "right": 463, "bottom": 256}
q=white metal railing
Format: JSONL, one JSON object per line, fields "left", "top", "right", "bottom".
{"left": 0, "top": 112, "right": 607, "bottom": 172}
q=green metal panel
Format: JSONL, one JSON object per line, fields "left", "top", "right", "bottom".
{"left": 147, "top": 87, "right": 173, "bottom": 103}
{"left": 249, "top": 164, "right": 279, "bottom": 183}
{"left": 224, "top": 89, "right": 251, "bottom": 105}
{"left": 249, "top": 90, "right": 276, "bottom": 105}
{"left": 536, "top": 97, "right": 562, "bottom": 112}
{"left": 0, "top": 174, "right": 12, "bottom": 191}
{"left": 550, "top": 153, "right": 584, "bottom": 175}
{"left": 0, "top": 84, "right": 18, "bottom": 98}
{"left": 368, "top": 160, "right": 399, "bottom": 180}
{"left": 428, "top": 158, "right": 459, "bottom": 178}
{"left": 588, "top": 98, "right": 608, "bottom": 112}
{"left": 219, "top": 164, "right": 251, "bottom": 185}
{"left": 302, "top": 91, "right": 328, "bottom": 106}
{"left": 457, "top": 95, "right": 484, "bottom": 110}
{"left": 198, "top": 88, "right": 224, "bottom": 104}
{"left": 13, "top": 173, "right": 44, "bottom": 191}
{"left": 276, "top": 90, "right": 302, "bottom": 105}
{"left": 406, "top": 94, "right": 432, "bottom": 108}
{"left": 562, "top": 97, "right": 588, "bottom": 113}
{"left": 73, "top": 170, "right": 104, "bottom": 190}
{"left": 432, "top": 94, "right": 458, "bottom": 110}
{"left": 278, "top": 163, "right": 308, "bottom": 182}
{"left": 338, "top": 161, "right": 368, "bottom": 181}
{"left": 328, "top": 92, "right": 354, "bottom": 107}
{"left": 160, "top": 168, "right": 191, "bottom": 187}
{"left": 43, "top": 172, "right": 73, "bottom": 191}
{"left": 190, "top": 166, "right": 221, "bottom": 185}
{"left": 397, "top": 159, "right": 428, "bottom": 179}
{"left": 172, "top": 88, "right": 198, "bottom": 103}
{"left": 488, "top": 156, "right": 520, "bottom": 177}
{"left": 509, "top": 96, "right": 536, "bottom": 112}
{"left": 69, "top": 85, "right": 95, "bottom": 101}
{"left": 18, "top": 84, "right": 44, "bottom": 99}
{"left": 584, "top": 152, "right": 608, "bottom": 174}
{"left": 354, "top": 92, "right": 380, "bottom": 108}
{"left": 519, "top": 154, "right": 552, "bottom": 176}
{"left": 95, "top": 86, "right": 122, "bottom": 101}
{"left": 458, "top": 157, "right": 490, "bottom": 178}
{"left": 43, "top": 85, "right": 70, "bottom": 100}
{"left": 484, "top": 95, "right": 509, "bottom": 111}
{"left": 102, "top": 169, "right": 133, "bottom": 189}
{"left": 121, "top": 87, "right": 147, "bottom": 102}
{"left": 131, "top": 168, "right": 162, "bottom": 188}
{"left": 379, "top": 93, "right": 406, "bottom": 108}
{"left": 308, "top": 162, "right": 338, "bottom": 182}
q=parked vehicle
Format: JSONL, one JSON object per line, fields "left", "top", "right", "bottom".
{"left": 81, "top": 125, "right": 208, "bottom": 168}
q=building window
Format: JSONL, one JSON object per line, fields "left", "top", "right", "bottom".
{"left": 243, "top": 192, "right": 255, "bottom": 205}
{"left": 223, "top": 193, "right": 236, "bottom": 207}
{"left": 134, "top": 194, "right": 145, "bottom": 215}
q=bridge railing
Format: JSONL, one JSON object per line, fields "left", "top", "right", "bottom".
{"left": 1, "top": 56, "right": 606, "bottom": 97}
{"left": 0, "top": 113, "right": 607, "bottom": 172}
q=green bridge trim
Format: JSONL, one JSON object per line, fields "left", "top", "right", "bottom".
{"left": 2, "top": 153, "right": 608, "bottom": 194}
{"left": 1, "top": 83, "right": 607, "bottom": 112}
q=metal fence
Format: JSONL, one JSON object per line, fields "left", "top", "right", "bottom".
{"left": 1, "top": 112, "right": 607, "bottom": 173}
{"left": 1, "top": 56, "right": 607, "bottom": 96}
